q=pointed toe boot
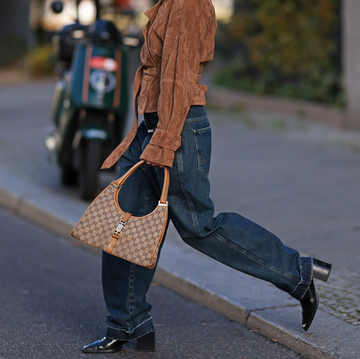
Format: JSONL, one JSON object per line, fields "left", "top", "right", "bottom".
{"left": 83, "top": 331, "right": 155, "bottom": 354}
{"left": 300, "top": 280, "right": 319, "bottom": 331}
{"left": 83, "top": 337, "right": 128, "bottom": 354}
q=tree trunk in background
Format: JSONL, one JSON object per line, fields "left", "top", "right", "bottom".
{"left": 343, "top": 0, "right": 360, "bottom": 128}
{"left": 0, "top": 0, "right": 34, "bottom": 44}
{"left": 0, "top": 0, "right": 35, "bottom": 66}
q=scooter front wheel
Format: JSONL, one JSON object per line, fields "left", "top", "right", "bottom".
{"left": 61, "top": 166, "right": 78, "bottom": 186}
{"left": 79, "top": 140, "right": 102, "bottom": 201}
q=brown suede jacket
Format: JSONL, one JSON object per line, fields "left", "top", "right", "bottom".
{"left": 101, "top": 0, "right": 217, "bottom": 169}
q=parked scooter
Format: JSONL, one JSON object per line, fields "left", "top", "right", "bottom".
{"left": 45, "top": 0, "right": 136, "bottom": 200}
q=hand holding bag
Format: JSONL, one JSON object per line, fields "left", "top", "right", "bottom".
{"left": 71, "top": 160, "right": 169, "bottom": 269}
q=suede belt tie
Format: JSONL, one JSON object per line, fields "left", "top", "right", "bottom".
{"left": 101, "top": 66, "right": 202, "bottom": 169}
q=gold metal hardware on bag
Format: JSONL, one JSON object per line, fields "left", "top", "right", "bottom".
{"left": 111, "top": 180, "right": 122, "bottom": 189}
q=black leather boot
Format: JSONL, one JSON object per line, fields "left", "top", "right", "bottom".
{"left": 300, "top": 280, "right": 319, "bottom": 331}
{"left": 83, "top": 337, "right": 127, "bottom": 354}
{"left": 300, "top": 258, "right": 332, "bottom": 331}
{"left": 83, "top": 331, "right": 155, "bottom": 354}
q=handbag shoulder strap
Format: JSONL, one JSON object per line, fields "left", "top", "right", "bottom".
{"left": 159, "top": 166, "right": 169, "bottom": 204}
{"left": 115, "top": 160, "right": 145, "bottom": 185}
{"left": 113, "top": 160, "right": 170, "bottom": 204}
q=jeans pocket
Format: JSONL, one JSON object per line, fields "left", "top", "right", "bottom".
{"left": 194, "top": 126, "right": 211, "bottom": 177}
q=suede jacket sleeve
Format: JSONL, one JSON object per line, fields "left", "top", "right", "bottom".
{"left": 140, "top": 0, "right": 216, "bottom": 167}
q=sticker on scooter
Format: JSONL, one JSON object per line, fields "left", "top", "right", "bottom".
{"left": 90, "top": 69, "right": 116, "bottom": 93}
{"left": 90, "top": 56, "right": 118, "bottom": 72}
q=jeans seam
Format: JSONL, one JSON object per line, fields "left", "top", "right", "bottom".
{"left": 139, "top": 184, "right": 153, "bottom": 216}
{"left": 193, "top": 127, "right": 211, "bottom": 178}
{"left": 289, "top": 278, "right": 304, "bottom": 295}
{"left": 184, "top": 116, "right": 208, "bottom": 124}
{"left": 128, "top": 264, "right": 135, "bottom": 321}
{"left": 213, "top": 231, "right": 299, "bottom": 282}
{"left": 177, "top": 152, "right": 202, "bottom": 238}
{"left": 292, "top": 258, "right": 312, "bottom": 299}
{"left": 107, "top": 317, "right": 153, "bottom": 334}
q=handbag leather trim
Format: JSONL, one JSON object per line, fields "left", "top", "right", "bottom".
{"left": 105, "top": 212, "right": 132, "bottom": 254}
{"left": 71, "top": 160, "right": 170, "bottom": 268}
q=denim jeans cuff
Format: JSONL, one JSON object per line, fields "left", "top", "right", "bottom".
{"left": 290, "top": 257, "right": 313, "bottom": 301}
{"left": 105, "top": 318, "right": 155, "bottom": 341}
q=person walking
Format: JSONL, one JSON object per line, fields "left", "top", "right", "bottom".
{"left": 83, "top": 0, "right": 331, "bottom": 353}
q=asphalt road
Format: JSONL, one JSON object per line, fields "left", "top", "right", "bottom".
{"left": 0, "top": 206, "right": 304, "bottom": 359}
{"left": 1, "top": 73, "right": 360, "bottom": 358}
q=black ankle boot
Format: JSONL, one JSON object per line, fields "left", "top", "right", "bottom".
{"left": 83, "top": 331, "right": 155, "bottom": 354}
{"left": 83, "top": 337, "right": 127, "bottom": 353}
{"left": 300, "top": 280, "right": 319, "bottom": 331}
{"left": 137, "top": 331, "right": 156, "bottom": 352}
{"left": 300, "top": 258, "right": 332, "bottom": 331}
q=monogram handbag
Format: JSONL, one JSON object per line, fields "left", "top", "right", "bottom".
{"left": 71, "top": 160, "right": 169, "bottom": 269}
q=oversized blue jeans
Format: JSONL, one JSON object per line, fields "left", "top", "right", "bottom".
{"left": 102, "top": 106, "right": 312, "bottom": 340}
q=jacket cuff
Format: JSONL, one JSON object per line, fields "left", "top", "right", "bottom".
{"left": 149, "top": 128, "right": 181, "bottom": 151}
{"left": 140, "top": 143, "right": 175, "bottom": 168}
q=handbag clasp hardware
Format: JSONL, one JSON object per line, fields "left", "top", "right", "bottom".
{"left": 114, "top": 220, "right": 127, "bottom": 235}
{"left": 106, "top": 219, "right": 129, "bottom": 254}
{"left": 111, "top": 180, "right": 123, "bottom": 189}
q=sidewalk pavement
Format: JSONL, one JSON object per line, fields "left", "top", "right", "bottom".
{"left": 1, "top": 79, "right": 360, "bottom": 359}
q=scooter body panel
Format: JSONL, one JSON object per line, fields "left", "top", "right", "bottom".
{"left": 51, "top": 79, "right": 66, "bottom": 127}
{"left": 69, "top": 44, "right": 128, "bottom": 117}
{"left": 53, "top": 43, "right": 128, "bottom": 169}
{"left": 47, "top": 16, "right": 132, "bottom": 199}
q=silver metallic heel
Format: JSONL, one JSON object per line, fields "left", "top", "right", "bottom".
{"left": 313, "top": 258, "right": 332, "bottom": 282}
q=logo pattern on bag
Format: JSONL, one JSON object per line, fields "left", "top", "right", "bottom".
{"left": 112, "top": 207, "right": 166, "bottom": 266}
{"left": 71, "top": 184, "right": 167, "bottom": 268}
